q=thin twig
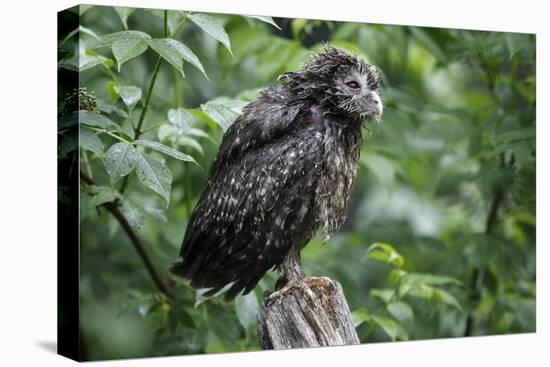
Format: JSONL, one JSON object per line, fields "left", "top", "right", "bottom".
{"left": 85, "top": 126, "right": 131, "bottom": 144}
{"left": 135, "top": 57, "right": 162, "bottom": 137}
{"left": 140, "top": 120, "right": 168, "bottom": 134}
{"left": 80, "top": 170, "right": 175, "bottom": 301}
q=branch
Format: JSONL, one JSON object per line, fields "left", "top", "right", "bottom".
{"left": 80, "top": 171, "right": 175, "bottom": 301}
{"left": 463, "top": 187, "right": 503, "bottom": 336}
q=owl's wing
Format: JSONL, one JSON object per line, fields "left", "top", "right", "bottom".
{"left": 170, "top": 126, "right": 323, "bottom": 300}
{"left": 213, "top": 89, "right": 304, "bottom": 167}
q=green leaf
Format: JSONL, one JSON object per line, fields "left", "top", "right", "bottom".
{"left": 370, "top": 289, "right": 395, "bottom": 304}
{"left": 496, "top": 127, "right": 535, "bottom": 144}
{"left": 143, "top": 206, "right": 167, "bottom": 222}
{"left": 363, "top": 242, "right": 404, "bottom": 268}
{"left": 114, "top": 85, "right": 142, "bottom": 110}
{"left": 96, "top": 100, "right": 129, "bottom": 118}
{"left": 88, "top": 186, "right": 118, "bottom": 207}
{"left": 167, "top": 108, "right": 193, "bottom": 134}
{"left": 291, "top": 19, "right": 308, "bottom": 39}
{"left": 79, "top": 111, "right": 120, "bottom": 130}
{"left": 80, "top": 51, "right": 112, "bottom": 71}
{"left": 104, "top": 142, "right": 139, "bottom": 185}
{"left": 190, "top": 108, "right": 218, "bottom": 132}
{"left": 79, "top": 111, "right": 108, "bottom": 128}
{"left": 80, "top": 128, "right": 103, "bottom": 156}
{"left": 194, "top": 288, "right": 216, "bottom": 308}
{"left": 113, "top": 6, "right": 135, "bottom": 29}
{"left": 105, "top": 80, "right": 119, "bottom": 100}
{"left": 179, "top": 308, "right": 196, "bottom": 329}
{"left": 351, "top": 308, "right": 371, "bottom": 327}
{"left": 235, "top": 291, "right": 259, "bottom": 330}
{"left": 78, "top": 5, "right": 94, "bottom": 15}
{"left": 406, "top": 284, "right": 463, "bottom": 312}
{"left": 246, "top": 15, "right": 281, "bottom": 30}
{"left": 186, "top": 12, "right": 232, "bottom": 55}
{"left": 59, "top": 41, "right": 113, "bottom": 72}
{"left": 408, "top": 27, "right": 447, "bottom": 64}
{"left": 135, "top": 152, "right": 173, "bottom": 205}
{"left": 91, "top": 30, "right": 151, "bottom": 48}
{"left": 404, "top": 283, "right": 433, "bottom": 300}
{"left": 168, "top": 304, "right": 195, "bottom": 331}
{"left": 157, "top": 125, "right": 205, "bottom": 156}
{"left": 160, "top": 38, "right": 208, "bottom": 79}
{"left": 131, "top": 197, "right": 167, "bottom": 222}
{"left": 435, "top": 288, "right": 463, "bottom": 312}
{"left": 403, "top": 273, "right": 464, "bottom": 287}
{"left": 387, "top": 301, "right": 414, "bottom": 324}
{"left": 176, "top": 136, "right": 204, "bottom": 155}
{"left": 59, "top": 112, "right": 79, "bottom": 129}
{"left": 135, "top": 139, "right": 197, "bottom": 164}
{"left": 157, "top": 124, "right": 175, "bottom": 142}
{"left": 147, "top": 37, "right": 205, "bottom": 78}
{"left": 60, "top": 25, "right": 100, "bottom": 47}
{"left": 200, "top": 99, "right": 246, "bottom": 131}
{"left": 186, "top": 127, "right": 218, "bottom": 145}
{"left": 389, "top": 268, "right": 407, "bottom": 285}
{"left": 59, "top": 130, "right": 78, "bottom": 159}
{"left": 371, "top": 315, "right": 409, "bottom": 341}
{"left": 147, "top": 38, "right": 186, "bottom": 78}
{"left": 121, "top": 199, "right": 144, "bottom": 230}
{"left": 112, "top": 38, "right": 148, "bottom": 71}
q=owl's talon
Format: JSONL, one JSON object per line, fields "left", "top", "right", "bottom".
{"left": 266, "top": 276, "right": 334, "bottom": 305}
{"left": 267, "top": 279, "right": 301, "bottom": 303}
{"left": 304, "top": 276, "right": 335, "bottom": 289}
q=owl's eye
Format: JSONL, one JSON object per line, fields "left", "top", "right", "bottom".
{"left": 346, "top": 81, "right": 360, "bottom": 89}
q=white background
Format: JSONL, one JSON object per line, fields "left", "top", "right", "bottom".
{"left": 0, "top": 0, "right": 547, "bottom": 365}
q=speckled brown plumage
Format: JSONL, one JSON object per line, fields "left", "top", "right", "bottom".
{"left": 170, "top": 47, "right": 383, "bottom": 300}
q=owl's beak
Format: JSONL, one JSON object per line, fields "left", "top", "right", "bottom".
{"left": 362, "top": 90, "right": 383, "bottom": 122}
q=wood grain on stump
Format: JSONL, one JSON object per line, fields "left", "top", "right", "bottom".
{"left": 257, "top": 276, "right": 360, "bottom": 349}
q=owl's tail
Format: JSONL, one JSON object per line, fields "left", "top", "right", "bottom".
{"left": 168, "top": 261, "right": 187, "bottom": 277}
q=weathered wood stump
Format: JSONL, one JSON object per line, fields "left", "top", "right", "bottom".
{"left": 257, "top": 276, "right": 360, "bottom": 349}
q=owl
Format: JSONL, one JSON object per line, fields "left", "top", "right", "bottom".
{"left": 170, "top": 47, "right": 383, "bottom": 300}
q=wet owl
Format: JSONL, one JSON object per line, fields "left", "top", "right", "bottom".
{"left": 170, "top": 47, "right": 383, "bottom": 300}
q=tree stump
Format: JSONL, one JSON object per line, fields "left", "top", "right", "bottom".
{"left": 257, "top": 276, "right": 360, "bottom": 349}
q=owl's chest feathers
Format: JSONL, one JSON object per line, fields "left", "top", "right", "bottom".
{"left": 311, "top": 110, "right": 363, "bottom": 242}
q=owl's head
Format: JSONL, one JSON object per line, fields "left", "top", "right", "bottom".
{"left": 281, "top": 47, "right": 383, "bottom": 122}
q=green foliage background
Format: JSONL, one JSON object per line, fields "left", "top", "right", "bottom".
{"left": 58, "top": 5, "right": 535, "bottom": 360}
